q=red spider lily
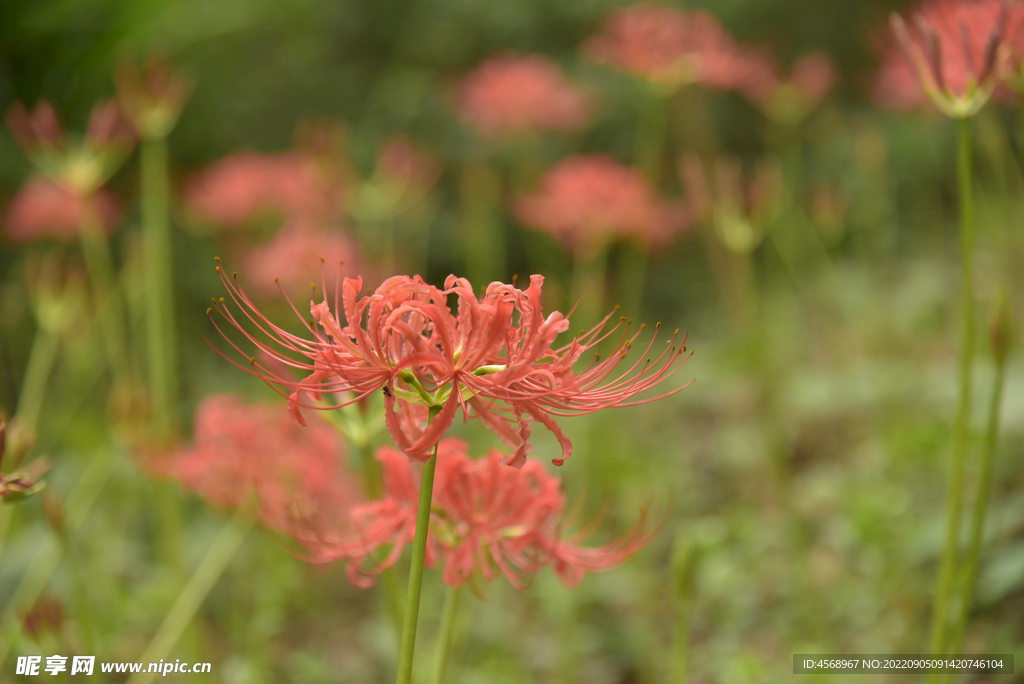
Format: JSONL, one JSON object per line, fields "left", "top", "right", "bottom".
{"left": 7, "top": 100, "right": 134, "bottom": 196}
{"left": 183, "top": 151, "right": 344, "bottom": 229}
{"left": 238, "top": 221, "right": 370, "bottom": 300}
{"left": 208, "top": 266, "right": 691, "bottom": 468}
{"left": 875, "top": 0, "right": 1016, "bottom": 117}
{"left": 457, "top": 54, "right": 593, "bottom": 136}
{"left": 376, "top": 136, "right": 442, "bottom": 198}
{"left": 514, "top": 154, "right": 692, "bottom": 254}
{"left": 303, "top": 439, "right": 654, "bottom": 590}
{"left": 583, "top": 3, "right": 766, "bottom": 92}
{"left": 150, "top": 394, "right": 361, "bottom": 536}
{"left": 0, "top": 421, "right": 47, "bottom": 504}
{"left": 998, "top": 2, "right": 1024, "bottom": 90}
{"left": 4, "top": 177, "right": 120, "bottom": 243}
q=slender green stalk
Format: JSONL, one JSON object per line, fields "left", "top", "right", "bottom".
{"left": 616, "top": 244, "right": 648, "bottom": 324}
{"left": 78, "top": 211, "right": 128, "bottom": 382}
{"left": 429, "top": 586, "right": 461, "bottom": 684}
{"left": 928, "top": 117, "right": 977, "bottom": 660}
{"left": 671, "top": 536, "right": 697, "bottom": 684}
{"left": 126, "top": 503, "right": 255, "bottom": 684}
{"left": 948, "top": 308, "right": 1009, "bottom": 657}
{"left": 0, "top": 444, "right": 118, "bottom": 668}
{"left": 396, "top": 407, "right": 442, "bottom": 684}
{"left": 459, "top": 162, "right": 505, "bottom": 286}
{"left": 569, "top": 245, "right": 610, "bottom": 332}
{"left": 141, "top": 135, "right": 178, "bottom": 441}
{"left": 15, "top": 327, "right": 59, "bottom": 434}
{"left": 635, "top": 88, "right": 670, "bottom": 185}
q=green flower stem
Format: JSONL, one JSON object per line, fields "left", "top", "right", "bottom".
{"left": 459, "top": 162, "right": 505, "bottom": 286}
{"left": 635, "top": 87, "right": 670, "bottom": 185}
{"left": 141, "top": 135, "right": 178, "bottom": 441}
{"left": 0, "top": 444, "right": 118, "bottom": 668}
{"left": 671, "top": 536, "right": 697, "bottom": 684}
{"left": 928, "top": 116, "right": 977, "bottom": 660}
{"left": 396, "top": 406, "right": 442, "bottom": 684}
{"left": 14, "top": 326, "right": 59, "bottom": 434}
{"left": 948, "top": 323, "right": 1008, "bottom": 657}
{"left": 126, "top": 503, "right": 255, "bottom": 684}
{"left": 570, "top": 244, "right": 610, "bottom": 332}
{"left": 78, "top": 212, "right": 128, "bottom": 383}
{"left": 428, "top": 585, "right": 461, "bottom": 684}
{"left": 616, "top": 244, "right": 648, "bottom": 324}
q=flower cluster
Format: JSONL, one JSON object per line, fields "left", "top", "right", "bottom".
{"left": 303, "top": 439, "right": 653, "bottom": 590}
{"left": 209, "top": 268, "right": 690, "bottom": 468}
{"left": 583, "top": 3, "right": 766, "bottom": 93}
{"left": 4, "top": 177, "right": 121, "bottom": 243}
{"left": 150, "top": 394, "right": 361, "bottom": 537}
{"left": 514, "top": 154, "right": 692, "bottom": 254}
{"left": 457, "top": 54, "right": 593, "bottom": 136}
{"left": 742, "top": 51, "right": 837, "bottom": 123}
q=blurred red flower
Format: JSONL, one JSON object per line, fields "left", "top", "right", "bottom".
{"left": 457, "top": 54, "right": 593, "bottom": 136}
{"left": 4, "top": 177, "right": 120, "bottom": 243}
{"left": 153, "top": 394, "right": 360, "bottom": 537}
{"left": 210, "top": 268, "right": 690, "bottom": 468}
{"left": 741, "top": 51, "right": 837, "bottom": 122}
{"left": 874, "top": 0, "right": 1017, "bottom": 117}
{"left": 183, "top": 151, "right": 344, "bottom": 229}
{"left": 583, "top": 3, "right": 766, "bottom": 92}
{"left": 304, "top": 439, "right": 653, "bottom": 590}
{"left": 514, "top": 154, "right": 692, "bottom": 254}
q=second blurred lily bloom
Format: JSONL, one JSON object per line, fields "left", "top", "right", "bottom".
{"left": 151, "top": 394, "right": 360, "bottom": 537}
{"left": 210, "top": 268, "right": 691, "bottom": 468}
{"left": 304, "top": 439, "right": 654, "bottom": 590}
{"left": 876, "top": 0, "right": 1015, "bottom": 117}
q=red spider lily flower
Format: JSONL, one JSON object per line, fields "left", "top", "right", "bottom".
{"left": 116, "top": 56, "right": 192, "bottom": 139}
{"left": 7, "top": 100, "right": 134, "bottom": 195}
{"left": 875, "top": 0, "right": 1014, "bottom": 117}
{"left": 457, "top": 54, "right": 593, "bottom": 136}
{"left": 998, "top": 2, "right": 1024, "bottom": 90}
{"left": 4, "top": 177, "right": 121, "bottom": 243}
{"left": 150, "top": 394, "right": 361, "bottom": 536}
{"left": 238, "top": 221, "right": 370, "bottom": 300}
{"left": 208, "top": 265, "right": 691, "bottom": 468}
{"left": 514, "top": 154, "right": 692, "bottom": 255}
{"left": 303, "top": 439, "right": 654, "bottom": 590}
{"left": 741, "top": 51, "right": 837, "bottom": 124}
{"left": 347, "top": 136, "right": 442, "bottom": 223}
{"left": 0, "top": 421, "right": 47, "bottom": 504}
{"left": 183, "top": 151, "right": 344, "bottom": 229}
{"left": 583, "top": 3, "right": 765, "bottom": 92}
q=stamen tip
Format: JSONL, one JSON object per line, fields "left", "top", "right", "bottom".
{"left": 214, "top": 256, "right": 221, "bottom": 262}
{"left": 206, "top": 307, "right": 212, "bottom": 315}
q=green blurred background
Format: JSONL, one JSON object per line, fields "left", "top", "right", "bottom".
{"left": 2, "top": 0, "right": 1024, "bottom": 682}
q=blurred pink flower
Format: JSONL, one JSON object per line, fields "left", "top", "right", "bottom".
{"left": 457, "top": 54, "right": 593, "bottom": 136}
{"left": 514, "top": 154, "right": 692, "bottom": 253}
{"left": 183, "top": 152, "right": 344, "bottom": 229}
{"left": 154, "top": 394, "right": 360, "bottom": 536}
{"left": 305, "top": 439, "right": 653, "bottom": 589}
{"left": 238, "top": 222, "right": 369, "bottom": 300}
{"left": 116, "top": 56, "right": 192, "bottom": 138}
{"left": 377, "top": 136, "right": 442, "bottom": 194}
{"left": 4, "top": 177, "right": 120, "bottom": 243}
{"left": 874, "top": 0, "right": 1015, "bottom": 117}
{"left": 583, "top": 4, "right": 766, "bottom": 91}
{"left": 210, "top": 268, "right": 691, "bottom": 468}
{"left": 741, "top": 51, "right": 837, "bottom": 120}
{"left": 7, "top": 100, "right": 134, "bottom": 195}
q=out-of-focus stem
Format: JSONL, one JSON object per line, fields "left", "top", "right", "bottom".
{"left": 671, "top": 535, "right": 697, "bottom": 684}
{"left": 141, "top": 135, "right": 178, "bottom": 442}
{"left": 126, "top": 503, "right": 255, "bottom": 684}
{"left": 616, "top": 244, "right": 648, "bottom": 325}
{"left": 429, "top": 585, "right": 461, "bottom": 684}
{"left": 570, "top": 244, "right": 610, "bottom": 332}
{"left": 0, "top": 444, "right": 118, "bottom": 668}
{"left": 459, "top": 162, "right": 505, "bottom": 286}
{"left": 15, "top": 327, "right": 59, "bottom": 433}
{"left": 395, "top": 406, "right": 441, "bottom": 684}
{"left": 948, "top": 302, "right": 1009, "bottom": 657}
{"left": 928, "top": 117, "right": 977, "bottom": 660}
{"left": 78, "top": 210, "right": 128, "bottom": 383}
{"left": 635, "top": 88, "right": 670, "bottom": 185}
